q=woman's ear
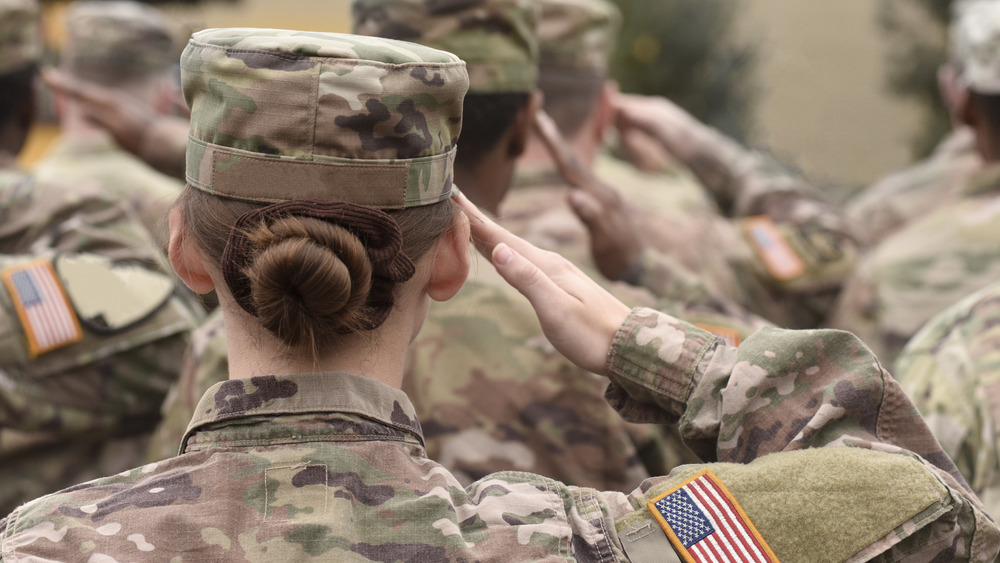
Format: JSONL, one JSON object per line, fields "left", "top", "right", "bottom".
{"left": 168, "top": 207, "right": 216, "bottom": 294}
{"left": 426, "top": 210, "right": 471, "bottom": 302}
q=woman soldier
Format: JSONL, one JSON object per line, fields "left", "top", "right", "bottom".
{"left": 1, "top": 28, "right": 996, "bottom": 562}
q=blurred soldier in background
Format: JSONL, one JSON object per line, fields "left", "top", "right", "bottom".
{"left": 846, "top": 1, "right": 985, "bottom": 247}
{"left": 827, "top": 0, "right": 1000, "bottom": 365}
{"left": 0, "top": 0, "right": 201, "bottom": 514}
{"left": 894, "top": 282, "right": 1000, "bottom": 517}
{"left": 502, "top": 0, "right": 763, "bottom": 345}
{"left": 578, "top": 92, "right": 858, "bottom": 331}
{"left": 890, "top": 0, "right": 1000, "bottom": 519}
{"left": 35, "top": 1, "right": 185, "bottom": 248}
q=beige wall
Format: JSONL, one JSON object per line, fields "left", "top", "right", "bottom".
{"left": 739, "top": 0, "right": 924, "bottom": 188}
{"left": 160, "top": 0, "right": 352, "bottom": 33}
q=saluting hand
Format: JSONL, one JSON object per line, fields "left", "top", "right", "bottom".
{"left": 532, "top": 110, "right": 646, "bottom": 282}
{"left": 455, "top": 191, "right": 631, "bottom": 376}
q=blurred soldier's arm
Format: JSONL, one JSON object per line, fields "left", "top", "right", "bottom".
{"left": 460, "top": 193, "right": 996, "bottom": 559}
{"left": 42, "top": 68, "right": 188, "bottom": 181}
{"left": 614, "top": 93, "right": 830, "bottom": 218}
{"left": 536, "top": 108, "right": 854, "bottom": 328}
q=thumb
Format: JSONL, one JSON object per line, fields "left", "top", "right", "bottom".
{"left": 491, "top": 243, "right": 562, "bottom": 310}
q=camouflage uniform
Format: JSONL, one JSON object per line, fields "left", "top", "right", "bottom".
{"left": 619, "top": 114, "right": 859, "bottom": 330}
{"left": 33, "top": 1, "right": 184, "bottom": 247}
{"left": 894, "top": 280, "right": 1000, "bottom": 519}
{"left": 0, "top": 0, "right": 201, "bottom": 514}
{"left": 845, "top": 127, "right": 982, "bottom": 247}
{"left": 150, "top": 0, "right": 659, "bottom": 491}
{"left": 828, "top": 0, "right": 1000, "bottom": 366}
{"left": 3, "top": 27, "right": 996, "bottom": 562}
{"left": 4, "top": 307, "right": 998, "bottom": 561}
{"left": 827, "top": 163, "right": 1000, "bottom": 365}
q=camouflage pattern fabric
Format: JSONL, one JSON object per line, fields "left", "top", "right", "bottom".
{"left": 403, "top": 249, "right": 662, "bottom": 488}
{"left": 617, "top": 106, "right": 859, "bottom": 330}
{"left": 0, "top": 154, "right": 160, "bottom": 262}
{"left": 0, "top": 154, "right": 202, "bottom": 514}
{"left": 827, "top": 163, "right": 1000, "bottom": 366}
{"left": 0, "top": 0, "right": 40, "bottom": 75}
{"left": 954, "top": 0, "right": 1000, "bottom": 94}
{"left": 536, "top": 0, "right": 620, "bottom": 76}
{"left": 182, "top": 28, "right": 467, "bottom": 208}
{"left": 62, "top": 0, "right": 177, "bottom": 84}
{"left": 352, "top": 0, "right": 538, "bottom": 93}
{"left": 3, "top": 307, "right": 996, "bottom": 560}
{"left": 148, "top": 253, "right": 662, "bottom": 491}
{"left": 894, "top": 279, "right": 1000, "bottom": 518}
{"left": 145, "top": 308, "right": 228, "bottom": 463}
{"left": 845, "top": 127, "right": 983, "bottom": 247}
{"left": 33, "top": 136, "right": 183, "bottom": 249}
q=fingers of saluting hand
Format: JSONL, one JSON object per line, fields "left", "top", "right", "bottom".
{"left": 453, "top": 191, "right": 631, "bottom": 375}
{"left": 532, "top": 111, "right": 620, "bottom": 204}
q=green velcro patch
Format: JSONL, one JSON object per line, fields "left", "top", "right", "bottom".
{"left": 617, "top": 448, "right": 951, "bottom": 562}
{"left": 56, "top": 254, "right": 174, "bottom": 333}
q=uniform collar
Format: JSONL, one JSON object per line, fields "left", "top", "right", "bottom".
{"left": 180, "top": 372, "right": 423, "bottom": 453}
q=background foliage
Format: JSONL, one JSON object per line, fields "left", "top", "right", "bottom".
{"left": 608, "top": 0, "right": 758, "bottom": 142}
{"left": 878, "top": 0, "right": 953, "bottom": 158}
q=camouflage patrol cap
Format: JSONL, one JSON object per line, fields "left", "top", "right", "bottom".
{"left": 538, "top": 0, "right": 621, "bottom": 77}
{"left": 352, "top": 0, "right": 537, "bottom": 94}
{"left": 952, "top": 0, "right": 1000, "bottom": 94}
{"left": 0, "top": 0, "right": 40, "bottom": 76}
{"left": 63, "top": 1, "right": 176, "bottom": 84}
{"left": 182, "top": 28, "right": 468, "bottom": 208}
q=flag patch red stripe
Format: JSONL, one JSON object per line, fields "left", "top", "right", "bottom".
{"left": 647, "top": 470, "right": 779, "bottom": 563}
{"left": 3, "top": 260, "right": 82, "bottom": 357}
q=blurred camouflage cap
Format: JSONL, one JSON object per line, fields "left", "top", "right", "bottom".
{"left": 63, "top": 1, "right": 176, "bottom": 84}
{"left": 952, "top": 0, "right": 1000, "bottom": 94}
{"left": 538, "top": 0, "right": 621, "bottom": 77}
{"left": 0, "top": 0, "right": 40, "bottom": 76}
{"left": 182, "top": 28, "right": 468, "bottom": 208}
{"left": 352, "top": 0, "right": 537, "bottom": 94}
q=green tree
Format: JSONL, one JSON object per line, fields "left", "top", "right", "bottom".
{"left": 609, "top": 0, "right": 757, "bottom": 142}
{"left": 878, "top": 0, "right": 953, "bottom": 158}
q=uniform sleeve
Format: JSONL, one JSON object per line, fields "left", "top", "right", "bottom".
{"left": 894, "top": 285, "right": 1000, "bottom": 517}
{"left": 662, "top": 124, "right": 858, "bottom": 328}
{"left": 584, "top": 307, "right": 999, "bottom": 561}
{"left": 602, "top": 307, "right": 968, "bottom": 484}
{"left": 0, "top": 176, "right": 162, "bottom": 264}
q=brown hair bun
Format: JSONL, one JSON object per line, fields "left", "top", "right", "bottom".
{"left": 243, "top": 216, "right": 373, "bottom": 348}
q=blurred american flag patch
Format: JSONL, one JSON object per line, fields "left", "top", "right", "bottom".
{"left": 3, "top": 259, "right": 82, "bottom": 357}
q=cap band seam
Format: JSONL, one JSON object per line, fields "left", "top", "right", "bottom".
{"left": 187, "top": 137, "right": 454, "bottom": 208}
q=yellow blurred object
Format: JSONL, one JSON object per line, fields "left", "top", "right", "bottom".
{"left": 17, "top": 123, "right": 60, "bottom": 169}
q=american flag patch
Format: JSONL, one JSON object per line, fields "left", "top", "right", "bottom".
{"left": 2, "top": 259, "right": 83, "bottom": 357}
{"left": 742, "top": 216, "right": 806, "bottom": 281}
{"left": 648, "top": 470, "right": 778, "bottom": 563}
